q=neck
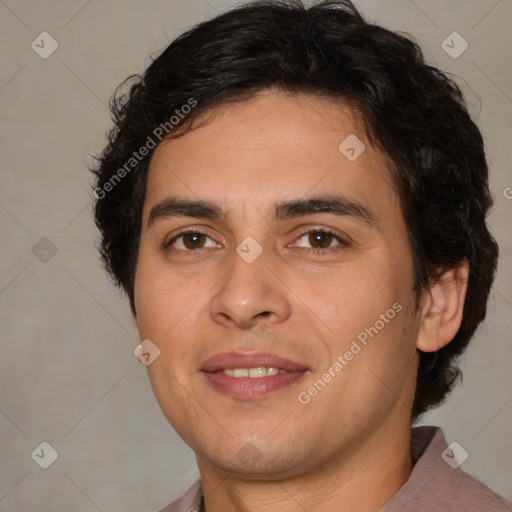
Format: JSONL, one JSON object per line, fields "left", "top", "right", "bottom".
{"left": 196, "top": 420, "right": 413, "bottom": 512}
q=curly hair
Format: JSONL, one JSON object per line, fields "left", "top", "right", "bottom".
{"left": 92, "top": 0, "right": 498, "bottom": 420}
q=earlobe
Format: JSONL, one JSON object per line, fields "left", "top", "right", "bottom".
{"left": 416, "top": 261, "right": 469, "bottom": 353}
{"left": 131, "top": 305, "right": 142, "bottom": 345}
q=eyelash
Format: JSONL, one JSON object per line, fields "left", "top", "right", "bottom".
{"left": 294, "top": 226, "right": 349, "bottom": 255}
{"left": 165, "top": 227, "right": 349, "bottom": 256}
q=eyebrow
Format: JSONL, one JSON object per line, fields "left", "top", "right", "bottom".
{"left": 147, "top": 195, "right": 377, "bottom": 229}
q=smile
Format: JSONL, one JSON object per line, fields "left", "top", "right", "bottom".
{"left": 221, "top": 367, "right": 289, "bottom": 377}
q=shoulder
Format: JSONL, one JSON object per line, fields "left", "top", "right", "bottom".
{"left": 154, "top": 479, "right": 202, "bottom": 512}
{"left": 382, "top": 426, "right": 512, "bottom": 511}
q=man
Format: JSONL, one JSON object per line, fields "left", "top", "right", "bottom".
{"left": 92, "top": 1, "right": 511, "bottom": 510}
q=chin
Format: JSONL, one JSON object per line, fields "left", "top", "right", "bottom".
{"left": 197, "top": 436, "right": 316, "bottom": 479}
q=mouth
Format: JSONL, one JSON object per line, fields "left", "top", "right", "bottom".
{"left": 221, "top": 367, "right": 290, "bottom": 377}
{"left": 200, "top": 352, "right": 309, "bottom": 399}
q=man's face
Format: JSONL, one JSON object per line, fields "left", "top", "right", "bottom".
{"left": 133, "top": 90, "right": 422, "bottom": 478}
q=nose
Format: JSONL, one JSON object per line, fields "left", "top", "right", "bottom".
{"left": 209, "top": 246, "right": 292, "bottom": 330}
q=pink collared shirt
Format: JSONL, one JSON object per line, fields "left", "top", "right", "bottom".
{"left": 156, "top": 426, "right": 512, "bottom": 511}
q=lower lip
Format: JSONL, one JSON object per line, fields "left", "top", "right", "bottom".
{"left": 202, "top": 370, "right": 308, "bottom": 399}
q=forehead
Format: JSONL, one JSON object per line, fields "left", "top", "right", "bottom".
{"left": 144, "top": 90, "right": 399, "bottom": 223}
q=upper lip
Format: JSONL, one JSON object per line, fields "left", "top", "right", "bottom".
{"left": 201, "top": 352, "right": 309, "bottom": 372}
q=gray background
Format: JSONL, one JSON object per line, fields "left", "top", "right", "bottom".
{"left": 1, "top": 0, "right": 511, "bottom": 510}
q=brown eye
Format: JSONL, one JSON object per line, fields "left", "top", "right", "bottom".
{"left": 292, "top": 229, "right": 346, "bottom": 253}
{"left": 182, "top": 232, "right": 206, "bottom": 249}
{"left": 168, "top": 231, "right": 218, "bottom": 251}
{"left": 308, "top": 231, "right": 334, "bottom": 249}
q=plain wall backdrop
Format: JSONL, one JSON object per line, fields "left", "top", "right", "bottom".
{"left": 1, "top": 0, "right": 511, "bottom": 510}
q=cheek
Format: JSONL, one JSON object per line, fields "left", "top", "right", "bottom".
{"left": 133, "top": 267, "right": 213, "bottom": 418}
{"left": 146, "top": 362, "right": 204, "bottom": 449}
{"left": 306, "top": 262, "right": 401, "bottom": 332}
{"left": 134, "top": 267, "right": 209, "bottom": 436}
{"left": 307, "top": 308, "right": 420, "bottom": 434}
{"left": 134, "top": 261, "right": 207, "bottom": 341}
{"left": 301, "top": 263, "right": 418, "bottom": 392}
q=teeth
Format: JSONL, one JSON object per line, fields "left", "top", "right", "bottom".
{"left": 222, "top": 367, "right": 288, "bottom": 378}
{"left": 249, "top": 367, "right": 265, "bottom": 378}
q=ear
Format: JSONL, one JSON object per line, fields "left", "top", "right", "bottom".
{"left": 130, "top": 301, "right": 142, "bottom": 345}
{"left": 416, "top": 260, "right": 469, "bottom": 352}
